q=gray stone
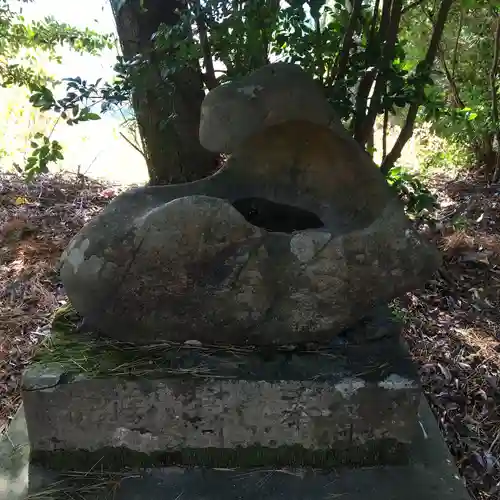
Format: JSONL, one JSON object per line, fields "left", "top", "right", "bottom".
{"left": 0, "top": 407, "right": 30, "bottom": 500}
{"left": 59, "top": 119, "right": 439, "bottom": 345}
{"left": 199, "top": 62, "right": 339, "bottom": 153}
{"left": 22, "top": 327, "right": 421, "bottom": 470}
{"left": 10, "top": 397, "right": 469, "bottom": 500}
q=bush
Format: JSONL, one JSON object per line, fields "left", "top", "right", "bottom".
{"left": 386, "top": 165, "right": 438, "bottom": 219}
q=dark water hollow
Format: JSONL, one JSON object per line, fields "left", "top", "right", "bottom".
{"left": 231, "top": 197, "right": 324, "bottom": 233}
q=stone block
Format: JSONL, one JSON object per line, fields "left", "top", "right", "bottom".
{"left": 19, "top": 397, "right": 470, "bottom": 500}
{"left": 23, "top": 327, "right": 421, "bottom": 470}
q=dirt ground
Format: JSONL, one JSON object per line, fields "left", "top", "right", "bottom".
{"left": 1, "top": 170, "right": 500, "bottom": 499}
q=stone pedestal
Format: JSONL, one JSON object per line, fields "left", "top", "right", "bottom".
{"left": 22, "top": 318, "right": 421, "bottom": 471}
{"left": 8, "top": 397, "right": 467, "bottom": 500}
{"left": 15, "top": 317, "right": 470, "bottom": 500}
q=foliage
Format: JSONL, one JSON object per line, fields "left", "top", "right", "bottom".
{"left": 149, "top": 0, "right": 444, "bottom": 136}
{"left": 386, "top": 165, "right": 438, "bottom": 218}
{"left": 147, "top": 0, "right": 452, "bottom": 186}
{"left": 413, "top": 123, "right": 473, "bottom": 174}
{"left": 30, "top": 74, "right": 130, "bottom": 119}
{"left": 24, "top": 59, "right": 138, "bottom": 177}
{"left": 403, "top": 0, "right": 500, "bottom": 179}
{"left": 0, "top": 0, "right": 113, "bottom": 176}
{"left": 23, "top": 132, "right": 63, "bottom": 179}
{"left": 0, "top": 1, "right": 113, "bottom": 91}
{"left": 9, "top": 0, "right": 456, "bottom": 186}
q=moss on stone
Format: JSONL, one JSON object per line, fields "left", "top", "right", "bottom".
{"left": 32, "top": 304, "right": 214, "bottom": 380}
{"left": 32, "top": 305, "right": 415, "bottom": 385}
{"left": 31, "top": 439, "right": 410, "bottom": 471}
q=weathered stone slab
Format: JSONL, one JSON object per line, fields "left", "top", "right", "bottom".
{"left": 22, "top": 324, "right": 421, "bottom": 470}
{"left": 27, "top": 463, "right": 469, "bottom": 500}
{"left": 19, "top": 398, "right": 469, "bottom": 500}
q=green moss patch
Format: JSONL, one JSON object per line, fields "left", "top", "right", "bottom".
{"left": 32, "top": 304, "right": 244, "bottom": 380}
{"left": 31, "top": 440, "right": 410, "bottom": 471}
{"left": 32, "top": 305, "right": 407, "bottom": 384}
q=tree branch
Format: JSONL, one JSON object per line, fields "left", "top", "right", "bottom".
{"left": 451, "top": 8, "right": 464, "bottom": 79}
{"left": 369, "top": 0, "right": 382, "bottom": 42}
{"left": 382, "top": 107, "right": 389, "bottom": 161}
{"left": 425, "top": 8, "right": 466, "bottom": 109}
{"left": 352, "top": 0, "right": 393, "bottom": 140}
{"left": 356, "top": 0, "right": 403, "bottom": 146}
{"left": 190, "top": 0, "right": 217, "bottom": 90}
{"left": 119, "top": 131, "right": 146, "bottom": 157}
{"left": 259, "top": 0, "right": 280, "bottom": 68}
{"left": 439, "top": 47, "right": 464, "bottom": 108}
{"left": 314, "top": 14, "right": 325, "bottom": 84}
{"left": 490, "top": 13, "right": 500, "bottom": 181}
{"left": 350, "top": 0, "right": 381, "bottom": 134}
{"left": 330, "top": 0, "right": 363, "bottom": 86}
{"left": 381, "top": 0, "right": 454, "bottom": 174}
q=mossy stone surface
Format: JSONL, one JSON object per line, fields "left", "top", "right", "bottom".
{"left": 31, "top": 440, "right": 410, "bottom": 471}
{"left": 32, "top": 305, "right": 416, "bottom": 384}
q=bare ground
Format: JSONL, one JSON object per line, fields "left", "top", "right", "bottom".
{"left": 1, "top": 170, "right": 500, "bottom": 499}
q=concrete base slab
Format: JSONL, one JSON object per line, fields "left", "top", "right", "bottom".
{"left": 22, "top": 332, "right": 421, "bottom": 469}
{"left": 30, "top": 462, "right": 466, "bottom": 500}
{"left": 0, "top": 397, "right": 470, "bottom": 499}
{"left": 0, "top": 407, "right": 29, "bottom": 500}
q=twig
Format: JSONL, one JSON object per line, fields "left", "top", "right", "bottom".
{"left": 382, "top": 106, "right": 389, "bottom": 162}
{"left": 355, "top": 0, "right": 403, "bottom": 146}
{"left": 119, "top": 131, "right": 144, "bottom": 156}
{"left": 451, "top": 9, "right": 464, "bottom": 79}
{"left": 190, "top": 0, "right": 217, "bottom": 90}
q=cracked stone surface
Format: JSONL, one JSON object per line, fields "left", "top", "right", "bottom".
{"left": 59, "top": 63, "right": 440, "bottom": 345}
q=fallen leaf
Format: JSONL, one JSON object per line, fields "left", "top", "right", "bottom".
{"left": 14, "top": 196, "right": 29, "bottom": 206}
{"left": 461, "top": 251, "right": 490, "bottom": 265}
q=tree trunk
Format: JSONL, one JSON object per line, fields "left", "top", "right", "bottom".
{"left": 490, "top": 13, "right": 500, "bottom": 182}
{"left": 381, "top": 0, "right": 454, "bottom": 174}
{"left": 111, "top": 0, "right": 218, "bottom": 185}
{"left": 356, "top": 0, "right": 403, "bottom": 146}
